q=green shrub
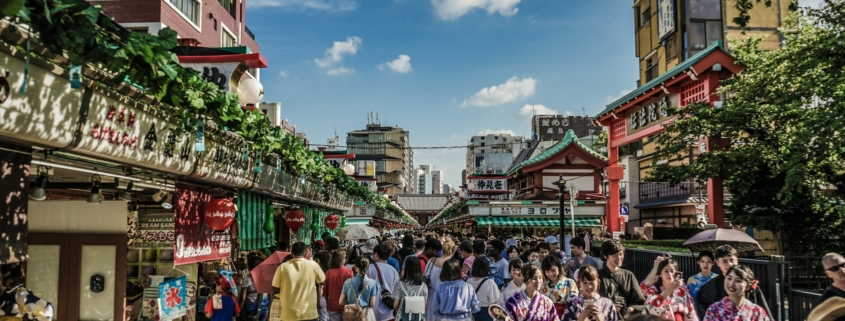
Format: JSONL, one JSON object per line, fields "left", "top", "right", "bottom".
{"left": 622, "top": 240, "right": 689, "bottom": 253}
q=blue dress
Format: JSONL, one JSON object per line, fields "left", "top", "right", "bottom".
{"left": 686, "top": 272, "right": 717, "bottom": 300}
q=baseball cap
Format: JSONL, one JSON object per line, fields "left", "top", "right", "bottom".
{"left": 216, "top": 277, "right": 232, "bottom": 292}
{"left": 315, "top": 240, "right": 325, "bottom": 247}
{"left": 545, "top": 235, "right": 559, "bottom": 244}
{"left": 505, "top": 238, "right": 518, "bottom": 248}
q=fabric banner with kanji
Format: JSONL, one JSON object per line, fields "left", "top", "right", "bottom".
{"left": 174, "top": 182, "right": 233, "bottom": 265}
{"left": 158, "top": 276, "right": 187, "bottom": 321}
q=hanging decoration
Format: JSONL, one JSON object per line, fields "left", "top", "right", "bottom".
{"left": 262, "top": 203, "right": 275, "bottom": 234}
{"left": 340, "top": 216, "right": 347, "bottom": 228}
{"left": 195, "top": 117, "right": 205, "bottom": 152}
{"left": 285, "top": 208, "right": 305, "bottom": 231}
{"left": 324, "top": 214, "right": 339, "bottom": 230}
{"left": 204, "top": 198, "right": 236, "bottom": 230}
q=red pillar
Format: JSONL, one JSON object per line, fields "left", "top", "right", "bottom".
{"left": 606, "top": 143, "right": 623, "bottom": 233}
{"left": 707, "top": 177, "right": 725, "bottom": 228}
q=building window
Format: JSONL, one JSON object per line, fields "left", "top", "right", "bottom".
{"left": 645, "top": 55, "right": 659, "bottom": 82}
{"left": 666, "top": 33, "right": 678, "bottom": 62}
{"left": 170, "top": 0, "right": 200, "bottom": 25}
{"left": 689, "top": 0, "right": 721, "bottom": 20}
{"left": 221, "top": 26, "right": 237, "bottom": 47}
{"left": 639, "top": 5, "right": 651, "bottom": 27}
{"left": 480, "top": 142, "right": 485, "bottom": 147}
{"left": 688, "top": 21, "right": 722, "bottom": 56}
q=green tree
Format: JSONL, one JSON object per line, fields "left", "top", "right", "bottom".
{"left": 649, "top": 1, "right": 845, "bottom": 255}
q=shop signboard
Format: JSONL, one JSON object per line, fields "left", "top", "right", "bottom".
{"left": 355, "top": 177, "right": 378, "bottom": 192}
{"left": 71, "top": 88, "right": 196, "bottom": 175}
{"left": 531, "top": 115, "right": 596, "bottom": 142}
{"left": 158, "top": 276, "right": 188, "bottom": 321}
{"left": 657, "top": 0, "right": 676, "bottom": 40}
{"left": 193, "top": 132, "right": 254, "bottom": 188}
{"left": 469, "top": 206, "right": 570, "bottom": 216}
{"left": 181, "top": 62, "right": 245, "bottom": 92}
{"left": 468, "top": 178, "right": 508, "bottom": 193}
{"left": 174, "top": 182, "right": 233, "bottom": 265}
{"left": 127, "top": 213, "right": 177, "bottom": 282}
{"left": 357, "top": 160, "right": 376, "bottom": 177}
{"left": 252, "top": 161, "right": 282, "bottom": 196}
{"left": 627, "top": 94, "right": 678, "bottom": 135}
{"left": 0, "top": 49, "right": 82, "bottom": 148}
{"left": 347, "top": 202, "right": 375, "bottom": 217}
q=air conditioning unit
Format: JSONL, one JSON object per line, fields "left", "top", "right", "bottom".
{"left": 259, "top": 102, "right": 282, "bottom": 127}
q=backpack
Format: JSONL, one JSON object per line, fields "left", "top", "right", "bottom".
{"left": 343, "top": 277, "right": 367, "bottom": 321}
{"left": 399, "top": 281, "right": 426, "bottom": 317}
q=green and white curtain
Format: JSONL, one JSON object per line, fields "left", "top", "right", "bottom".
{"left": 237, "top": 191, "right": 276, "bottom": 250}
{"left": 295, "top": 205, "right": 338, "bottom": 245}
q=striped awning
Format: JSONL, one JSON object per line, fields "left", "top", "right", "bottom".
{"left": 476, "top": 216, "right": 601, "bottom": 227}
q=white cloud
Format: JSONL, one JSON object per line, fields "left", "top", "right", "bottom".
{"left": 378, "top": 54, "right": 413, "bottom": 73}
{"left": 314, "top": 36, "right": 362, "bottom": 68}
{"left": 606, "top": 89, "right": 633, "bottom": 104}
{"left": 431, "top": 0, "right": 521, "bottom": 20}
{"left": 515, "top": 104, "right": 558, "bottom": 120}
{"left": 565, "top": 110, "right": 573, "bottom": 116}
{"left": 461, "top": 77, "right": 537, "bottom": 107}
{"left": 279, "top": 70, "right": 290, "bottom": 77}
{"left": 326, "top": 67, "right": 354, "bottom": 76}
{"left": 248, "top": 0, "right": 357, "bottom": 11}
{"left": 477, "top": 129, "right": 516, "bottom": 136}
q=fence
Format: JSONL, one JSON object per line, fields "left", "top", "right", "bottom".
{"left": 589, "top": 246, "right": 810, "bottom": 321}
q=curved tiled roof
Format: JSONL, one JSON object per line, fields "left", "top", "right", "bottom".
{"left": 506, "top": 129, "right": 606, "bottom": 176}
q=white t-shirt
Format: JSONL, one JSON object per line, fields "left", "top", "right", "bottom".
{"left": 498, "top": 281, "right": 525, "bottom": 306}
{"left": 367, "top": 262, "right": 399, "bottom": 321}
{"left": 467, "top": 277, "right": 501, "bottom": 307}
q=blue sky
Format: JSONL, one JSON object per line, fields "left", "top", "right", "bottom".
{"left": 245, "top": 0, "right": 641, "bottom": 188}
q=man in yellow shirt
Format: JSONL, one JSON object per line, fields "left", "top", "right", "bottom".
{"left": 272, "top": 242, "right": 326, "bottom": 321}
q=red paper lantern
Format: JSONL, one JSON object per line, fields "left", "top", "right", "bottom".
{"left": 325, "top": 214, "right": 340, "bottom": 230}
{"left": 285, "top": 209, "right": 305, "bottom": 231}
{"left": 204, "top": 198, "right": 236, "bottom": 230}
{"left": 464, "top": 221, "right": 473, "bottom": 227}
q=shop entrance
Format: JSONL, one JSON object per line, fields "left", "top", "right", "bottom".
{"left": 27, "top": 233, "right": 127, "bottom": 321}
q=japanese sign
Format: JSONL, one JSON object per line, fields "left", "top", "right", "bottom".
{"left": 532, "top": 115, "right": 596, "bottom": 142}
{"left": 127, "top": 213, "right": 178, "bottom": 282}
{"left": 468, "top": 178, "right": 507, "bottom": 193}
{"left": 158, "top": 276, "right": 188, "bottom": 321}
{"left": 469, "top": 206, "right": 570, "bottom": 216}
{"left": 357, "top": 160, "right": 376, "bottom": 177}
{"left": 72, "top": 89, "right": 196, "bottom": 176}
{"left": 355, "top": 178, "right": 378, "bottom": 192}
{"left": 657, "top": 0, "right": 676, "bottom": 40}
{"left": 181, "top": 62, "right": 245, "bottom": 92}
{"left": 627, "top": 94, "right": 677, "bottom": 135}
{"left": 174, "top": 182, "right": 233, "bottom": 265}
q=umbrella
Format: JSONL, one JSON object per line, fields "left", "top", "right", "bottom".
{"left": 250, "top": 251, "right": 290, "bottom": 294}
{"left": 336, "top": 225, "right": 380, "bottom": 241}
{"left": 683, "top": 228, "right": 763, "bottom": 253}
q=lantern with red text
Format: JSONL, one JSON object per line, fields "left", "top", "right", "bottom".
{"left": 324, "top": 214, "right": 340, "bottom": 230}
{"left": 204, "top": 198, "right": 236, "bottom": 230}
{"left": 285, "top": 209, "right": 305, "bottom": 231}
{"left": 464, "top": 221, "right": 472, "bottom": 227}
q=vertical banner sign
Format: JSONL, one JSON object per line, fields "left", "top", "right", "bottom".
{"left": 174, "top": 182, "right": 233, "bottom": 265}
{"left": 0, "top": 149, "right": 30, "bottom": 264}
{"left": 657, "top": 0, "right": 676, "bottom": 40}
{"left": 127, "top": 213, "right": 177, "bottom": 282}
{"left": 158, "top": 276, "right": 188, "bottom": 321}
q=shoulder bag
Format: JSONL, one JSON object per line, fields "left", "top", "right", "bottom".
{"left": 373, "top": 262, "right": 396, "bottom": 307}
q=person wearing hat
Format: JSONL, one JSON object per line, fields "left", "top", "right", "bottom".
{"left": 544, "top": 236, "right": 563, "bottom": 260}
{"left": 205, "top": 277, "right": 241, "bottom": 321}
{"left": 808, "top": 297, "right": 845, "bottom": 321}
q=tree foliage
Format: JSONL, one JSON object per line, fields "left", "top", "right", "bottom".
{"left": 649, "top": 1, "right": 845, "bottom": 255}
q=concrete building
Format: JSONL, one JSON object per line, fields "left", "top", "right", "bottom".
{"left": 416, "top": 165, "right": 443, "bottom": 194}
{"left": 465, "top": 133, "right": 525, "bottom": 177}
{"left": 346, "top": 113, "right": 414, "bottom": 197}
{"left": 443, "top": 184, "right": 453, "bottom": 195}
{"left": 89, "top": 0, "right": 260, "bottom": 71}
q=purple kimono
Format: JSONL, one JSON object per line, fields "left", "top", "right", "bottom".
{"left": 505, "top": 290, "right": 559, "bottom": 321}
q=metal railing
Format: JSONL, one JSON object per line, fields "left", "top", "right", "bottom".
{"left": 639, "top": 180, "right": 705, "bottom": 203}
{"left": 789, "top": 290, "right": 822, "bottom": 321}
{"left": 245, "top": 25, "right": 255, "bottom": 40}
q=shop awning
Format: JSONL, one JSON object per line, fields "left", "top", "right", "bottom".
{"left": 346, "top": 219, "right": 372, "bottom": 225}
{"left": 476, "top": 216, "right": 601, "bottom": 227}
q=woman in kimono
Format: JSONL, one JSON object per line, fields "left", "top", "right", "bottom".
{"left": 703, "top": 265, "right": 770, "bottom": 321}
{"left": 541, "top": 256, "right": 579, "bottom": 318}
{"left": 640, "top": 259, "right": 698, "bottom": 321}
{"left": 562, "top": 265, "right": 619, "bottom": 321}
{"left": 505, "top": 264, "right": 559, "bottom": 321}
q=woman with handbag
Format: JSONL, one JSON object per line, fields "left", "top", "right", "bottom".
{"left": 392, "top": 256, "right": 428, "bottom": 321}
{"left": 340, "top": 257, "right": 380, "bottom": 321}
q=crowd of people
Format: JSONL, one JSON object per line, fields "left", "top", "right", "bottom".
{"left": 207, "top": 231, "right": 845, "bottom": 321}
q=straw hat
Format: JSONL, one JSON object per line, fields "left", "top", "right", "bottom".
{"left": 808, "top": 297, "right": 845, "bottom": 321}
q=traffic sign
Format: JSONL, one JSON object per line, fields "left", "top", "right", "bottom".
{"left": 619, "top": 205, "right": 629, "bottom": 216}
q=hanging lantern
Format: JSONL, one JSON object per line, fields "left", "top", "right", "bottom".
{"left": 262, "top": 204, "right": 275, "bottom": 234}
{"left": 325, "top": 214, "right": 340, "bottom": 230}
{"left": 204, "top": 198, "right": 236, "bottom": 230}
{"left": 285, "top": 208, "right": 305, "bottom": 231}
{"left": 238, "top": 78, "right": 264, "bottom": 105}
{"left": 464, "top": 221, "right": 473, "bottom": 227}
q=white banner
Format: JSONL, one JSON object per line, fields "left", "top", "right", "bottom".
{"left": 469, "top": 178, "right": 507, "bottom": 193}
